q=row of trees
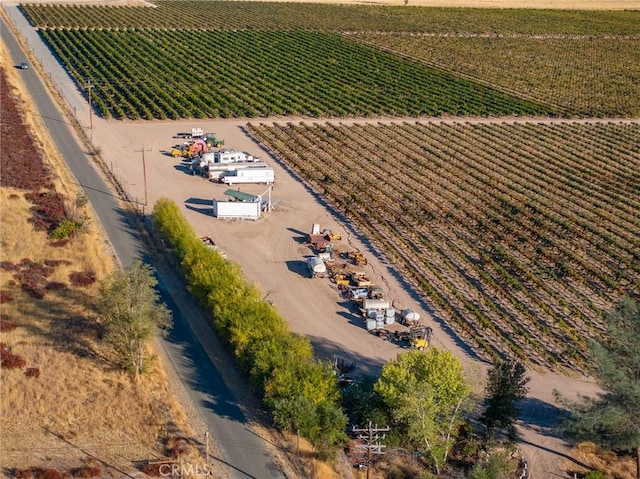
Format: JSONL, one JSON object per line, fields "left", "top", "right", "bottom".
{"left": 150, "top": 198, "right": 346, "bottom": 451}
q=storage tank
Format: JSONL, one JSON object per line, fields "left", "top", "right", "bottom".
{"left": 362, "top": 298, "right": 390, "bottom": 312}
{"left": 307, "top": 256, "right": 327, "bottom": 277}
{"left": 385, "top": 308, "right": 395, "bottom": 325}
{"left": 401, "top": 309, "right": 421, "bottom": 325}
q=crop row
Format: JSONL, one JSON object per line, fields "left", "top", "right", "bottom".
{"left": 20, "top": 2, "right": 640, "bottom": 35}
{"left": 353, "top": 33, "right": 640, "bottom": 117}
{"left": 38, "top": 28, "right": 553, "bottom": 120}
{"left": 246, "top": 120, "right": 640, "bottom": 372}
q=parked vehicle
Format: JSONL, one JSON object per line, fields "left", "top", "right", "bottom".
{"left": 307, "top": 256, "right": 327, "bottom": 278}
{"left": 221, "top": 166, "right": 274, "bottom": 185}
{"left": 394, "top": 326, "right": 433, "bottom": 351}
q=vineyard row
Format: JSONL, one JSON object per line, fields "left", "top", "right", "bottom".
{"left": 246, "top": 121, "right": 640, "bottom": 372}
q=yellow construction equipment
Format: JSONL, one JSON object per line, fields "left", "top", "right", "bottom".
{"left": 350, "top": 271, "right": 371, "bottom": 288}
{"left": 333, "top": 273, "right": 350, "bottom": 286}
{"left": 395, "top": 326, "right": 433, "bottom": 351}
{"left": 347, "top": 251, "right": 367, "bottom": 266}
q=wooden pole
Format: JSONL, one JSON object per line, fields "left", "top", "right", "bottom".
{"left": 134, "top": 145, "right": 152, "bottom": 206}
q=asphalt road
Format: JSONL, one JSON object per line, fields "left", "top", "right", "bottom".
{"left": 1, "top": 9, "right": 285, "bottom": 479}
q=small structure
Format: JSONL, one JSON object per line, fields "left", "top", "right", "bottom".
{"left": 212, "top": 189, "right": 261, "bottom": 219}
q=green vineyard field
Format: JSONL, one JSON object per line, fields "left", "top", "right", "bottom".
{"left": 37, "top": 28, "right": 552, "bottom": 120}
{"left": 20, "top": 2, "right": 640, "bottom": 119}
{"left": 246, "top": 121, "right": 640, "bottom": 371}
{"left": 353, "top": 34, "right": 640, "bottom": 117}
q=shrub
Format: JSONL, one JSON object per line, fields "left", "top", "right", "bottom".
{"left": 69, "top": 271, "right": 96, "bottom": 287}
{"left": 51, "top": 218, "right": 85, "bottom": 240}
{"left": 584, "top": 471, "right": 607, "bottom": 479}
{"left": 0, "top": 291, "right": 12, "bottom": 303}
{"left": 0, "top": 317, "right": 18, "bottom": 331}
{"left": 71, "top": 466, "right": 102, "bottom": 478}
{"left": 25, "top": 367, "right": 40, "bottom": 378}
{"left": 1, "top": 343, "right": 27, "bottom": 369}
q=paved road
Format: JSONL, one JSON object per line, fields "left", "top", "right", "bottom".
{"left": 1, "top": 9, "right": 285, "bottom": 479}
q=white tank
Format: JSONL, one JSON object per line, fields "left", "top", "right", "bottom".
{"left": 385, "top": 308, "right": 395, "bottom": 324}
{"left": 362, "top": 298, "right": 390, "bottom": 311}
{"left": 401, "top": 309, "right": 420, "bottom": 323}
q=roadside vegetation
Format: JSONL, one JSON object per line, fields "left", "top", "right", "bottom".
{"left": 153, "top": 199, "right": 348, "bottom": 456}
{"left": 0, "top": 60, "right": 195, "bottom": 473}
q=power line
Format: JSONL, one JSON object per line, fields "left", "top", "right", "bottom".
{"left": 352, "top": 422, "right": 390, "bottom": 479}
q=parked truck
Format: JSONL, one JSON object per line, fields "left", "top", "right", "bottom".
{"left": 307, "top": 256, "right": 327, "bottom": 278}
{"left": 221, "top": 166, "right": 274, "bottom": 185}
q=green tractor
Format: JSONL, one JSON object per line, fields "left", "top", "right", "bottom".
{"left": 204, "top": 133, "right": 224, "bottom": 148}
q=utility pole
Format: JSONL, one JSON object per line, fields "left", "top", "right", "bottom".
{"left": 84, "top": 79, "right": 94, "bottom": 131}
{"left": 352, "top": 422, "right": 390, "bottom": 479}
{"left": 134, "top": 145, "right": 151, "bottom": 207}
{"left": 204, "top": 431, "right": 210, "bottom": 470}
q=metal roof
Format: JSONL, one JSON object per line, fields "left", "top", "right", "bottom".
{"left": 223, "top": 189, "right": 259, "bottom": 202}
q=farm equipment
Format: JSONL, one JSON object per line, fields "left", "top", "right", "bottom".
{"left": 394, "top": 326, "right": 433, "bottom": 351}
{"left": 400, "top": 309, "right": 421, "bottom": 326}
{"left": 203, "top": 133, "right": 224, "bottom": 148}
{"left": 350, "top": 271, "right": 371, "bottom": 288}
{"left": 368, "top": 285, "right": 383, "bottom": 299}
{"left": 172, "top": 139, "right": 209, "bottom": 158}
{"left": 333, "top": 273, "right": 350, "bottom": 286}
{"left": 347, "top": 251, "right": 367, "bottom": 266}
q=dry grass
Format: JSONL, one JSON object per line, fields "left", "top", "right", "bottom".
{"left": 564, "top": 442, "right": 636, "bottom": 479}
{"left": 0, "top": 51, "right": 197, "bottom": 473}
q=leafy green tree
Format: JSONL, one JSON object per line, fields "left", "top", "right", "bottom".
{"left": 375, "top": 349, "right": 471, "bottom": 475}
{"left": 556, "top": 297, "right": 640, "bottom": 479}
{"left": 97, "top": 261, "right": 172, "bottom": 376}
{"left": 273, "top": 396, "right": 348, "bottom": 451}
{"left": 480, "top": 359, "right": 530, "bottom": 440}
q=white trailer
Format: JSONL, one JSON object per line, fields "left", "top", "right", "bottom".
{"left": 214, "top": 149, "right": 258, "bottom": 164}
{"left": 222, "top": 166, "right": 275, "bottom": 185}
{"left": 212, "top": 199, "right": 261, "bottom": 219}
{"left": 207, "top": 162, "right": 271, "bottom": 181}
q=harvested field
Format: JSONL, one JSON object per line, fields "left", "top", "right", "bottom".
{"left": 246, "top": 120, "right": 640, "bottom": 372}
